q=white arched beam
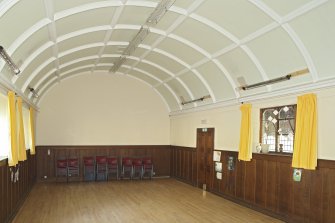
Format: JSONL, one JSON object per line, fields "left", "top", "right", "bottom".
{"left": 35, "top": 65, "right": 173, "bottom": 112}
{"left": 31, "top": 54, "right": 188, "bottom": 110}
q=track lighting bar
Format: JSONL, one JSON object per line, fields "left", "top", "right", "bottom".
{"left": 110, "top": 27, "right": 149, "bottom": 73}
{"left": 181, "top": 95, "right": 211, "bottom": 105}
{"left": 110, "top": 0, "right": 175, "bottom": 73}
{"left": 0, "top": 46, "right": 20, "bottom": 74}
{"left": 146, "top": 0, "right": 175, "bottom": 25}
{"left": 238, "top": 68, "right": 309, "bottom": 91}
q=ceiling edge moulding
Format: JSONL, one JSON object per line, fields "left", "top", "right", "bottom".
{"left": 170, "top": 76, "right": 335, "bottom": 117}
{"left": 237, "top": 68, "right": 309, "bottom": 91}
{"left": 110, "top": 0, "right": 175, "bottom": 73}
{"left": 0, "top": 45, "right": 20, "bottom": 75}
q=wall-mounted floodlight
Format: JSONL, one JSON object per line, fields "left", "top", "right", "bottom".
{"left": 0, "top": 46, "right": 20, "bottom": 75}
{"left": 29, "top": 87, "right": 39, "bottom": 98}
{"left": 237, "top": 68, "right": 309, "bottom": 91}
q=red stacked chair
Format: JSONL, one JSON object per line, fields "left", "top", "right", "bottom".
{"left": 107, "top": 157, "right": 119, "bottom": 180}
{"left": 56, "top": 158, "right": 68, "bottom": 181}
{"left": 132, "top": 158, "right": 143, "bottom": 179}
{"left": 121, "top": 157, "right": 133, "bottom": 179}
{"left": 96, "top": 156, "right": 107, "bottom": 181}
{"left": 67, "top": 158, "right": 79, "bottom": 181}
{"left": 83, "top": 156, "right": 95, "bottom": 181}
{"left": 142, "top": 157, "right": 154, "bottom": 179}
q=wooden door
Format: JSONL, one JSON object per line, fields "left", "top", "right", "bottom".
{"left": 197, "top": 128, "right": 214, "bottom": 191}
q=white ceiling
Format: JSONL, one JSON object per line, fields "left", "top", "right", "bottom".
{"left": 0, "top": 0, "right": 334, "bottom": 113}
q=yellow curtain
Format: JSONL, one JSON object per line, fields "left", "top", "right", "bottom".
{"left": 292, "top": 93, "right": 317, "bottom": 170}
{"left": 238, "top": 104, "right": 252, "bottom": 161}
{"left": 17, "top": 97, "right": 27, "bottom": 161}
{"left": 8, "top": 91, "right": 18, "bottom": 166}
{"left": 29, "top": 107, "right": 36, "bottom": 155}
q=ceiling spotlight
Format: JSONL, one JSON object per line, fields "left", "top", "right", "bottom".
{"left": 0, "top": 45, "right": 20, "bottom": 74}
{"left": 29, "top": 87, "right": 39, "bottom": 98}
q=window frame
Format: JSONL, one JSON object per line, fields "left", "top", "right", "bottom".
{"left": 259, "top": 104, "right": 297, "bottom": 154}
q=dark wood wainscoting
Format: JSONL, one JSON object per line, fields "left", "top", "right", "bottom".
{"left": 171, "top": 146, "right": 335, "bottom": 223}
{"left": 36, "top": 145, "right": 171, "bottom": 181}
{"left": 0, "top": 151, "right": 37, "bottom": 223}
{"left": 170, "top": 146, "right": 197, "bottom": 186}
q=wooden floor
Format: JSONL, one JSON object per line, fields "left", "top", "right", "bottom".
{"left": 13, "top": 179, "right": 283, "bottom": 223}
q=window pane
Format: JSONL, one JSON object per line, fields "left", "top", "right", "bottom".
{"left": 279, "top": 134, "right": 294, "bottom": 153}
{"left": 278, "top": 120, "right": 294, "bottom": 135}
{"left": 262, "top": 109, "right": 275, "bottom": 121}
{"left": 0, "top": 93, "right": 10, "bottom": 159}
{"left": 279, "top": 106, "right": 295, "bottom": 119}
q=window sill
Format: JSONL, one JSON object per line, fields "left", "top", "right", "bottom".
{"left": 252, "top": 152, "right": 293, "bottom": 163}
{"left": 254, "top": 152, "right": 293, "bottom": 157}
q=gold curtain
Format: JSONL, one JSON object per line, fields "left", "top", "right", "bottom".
{"left": 292, "top": 93, "right": 317, "bottom": 170}
{"left": 17, "top": 97, "right": 27, "bottom": 161}
{"left": 29, "top": 107, "right": 36, "bottom": 155}
{"left": 8, "top": 91, "right": 18, "bottom": 166}
{"left": 238, "top": 104, "right": 252, "bottom": 161}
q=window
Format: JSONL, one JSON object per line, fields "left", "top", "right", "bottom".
{"left": 0, "top": 93, "right": 10, "bottom": 159}
{"left": 260, "top": 104, "right": 296, "bottom": 153}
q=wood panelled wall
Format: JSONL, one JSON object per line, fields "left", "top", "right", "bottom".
{"left": 36, "top": 145, "right": 171, "bottom": 181}
{"left": 171, "top": 146, "right": 335, "bottom": 223}
{"left": 0, "top": 151, "right": 37, "bottom": 223}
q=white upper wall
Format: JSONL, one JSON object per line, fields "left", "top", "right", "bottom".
{"left": 36, "top": 72, "right": 170, "bottom": 145}
{"left": 170, "top": 87, "right": 335, "bottom": 161}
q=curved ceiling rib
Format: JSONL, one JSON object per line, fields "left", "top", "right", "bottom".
{"left": 0, "top": 0, "right": 333, "bottom": 113}
{"left": 249, "top": 0, "right": 322, "bottom": 82}
{"left": 0, "top": 0, "right": 19, "bottom": 18}
{"left": 3, "top": 1, "right": 243, "bottom": 105}
{"left": 6, "top": 0, "right": 237, "bottom": 108}
{"left": 20, "top": 28, "right": 234, "bottom": 107}
{"left": 35, "top": 67, "right": 173, "bottom": 113}
{"left": 18, "top": 22, "right": 230, "bottom": 106}
{"left": 31, "top": 52, "right": 196, "bottom": 107}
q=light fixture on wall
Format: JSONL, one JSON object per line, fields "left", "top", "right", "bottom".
{"left": 0, "top": 45, "right": 20, "bottom": 75}
{"left": 237, "top": 68, "right": 309, "bottom": 91}
{"left": 29, "top": 87, "right": 39, "bottom": 98}
{"left": 180, "top": 95, "right": 211, "bottom": 105}
{"left": 110, "top": 0, "right": 175, "bottom": 73}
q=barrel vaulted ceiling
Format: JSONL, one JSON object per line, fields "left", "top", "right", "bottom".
{"left": 0, "top": 0, "right": 334, "bottom": 113}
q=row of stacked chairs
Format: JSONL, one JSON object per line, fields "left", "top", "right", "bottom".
{"left": 56, "top": 156, "right": 154, "bottom": 182}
